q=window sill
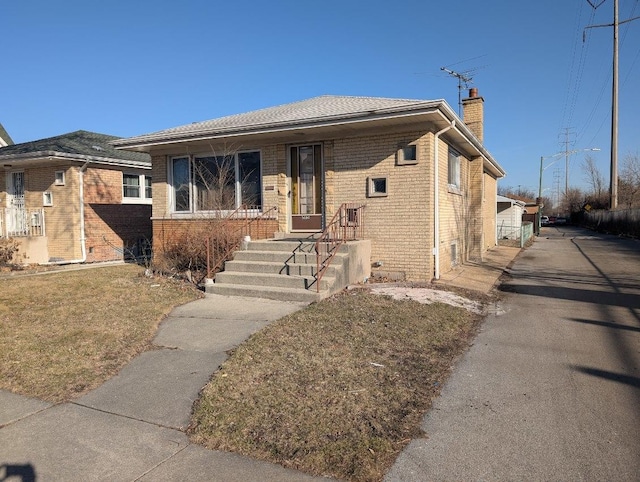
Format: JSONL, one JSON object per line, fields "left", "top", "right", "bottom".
{"left": 166, "top": 208, "right": 267, "bottom": 219}
{"left": 122, "top": 198, "right": 152, "bottom": 205}
{"left": 447, "top": 185, "right": 462, "bottom": 196}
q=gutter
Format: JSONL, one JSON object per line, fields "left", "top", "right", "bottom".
{"left": 111, "top": 102, "right": 446, "bottom": 150}
{"left": 433, "top": 121, "right": 455, "bottom": 280}
{"left": 0, "top": 151, "right": 150, "bottom": 169}
{"left": 436, "top": 104, "right": 505, "bottom": 178}
{"left": 44, "top": 161, "right": 90, "bottom": 265}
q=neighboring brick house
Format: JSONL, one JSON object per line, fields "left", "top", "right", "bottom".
{"left": 0, "top": 130, "right": 152, "bottom": 264}
{"left": 113, "top": 91, "right": 505, "bottom": 282}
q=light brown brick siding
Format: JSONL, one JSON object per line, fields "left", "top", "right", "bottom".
{"left": 30, "top": 165, "right": 82, "bottom": 261}
{"left": 330, "top": 131, "right": 434, "bottom": 281}
{"left": 151, "top": 128, "right": 491, "bottom": 282}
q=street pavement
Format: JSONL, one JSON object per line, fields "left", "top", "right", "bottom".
{"left": 385, "top": 226, "right": 640, "bottom": 481}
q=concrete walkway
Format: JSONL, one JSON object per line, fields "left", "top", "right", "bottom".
{"left": 0, "top": 245, "right": 522, "bottom": 481}
{"left": 0, "top": 295, "right": 331, "bottom": 481}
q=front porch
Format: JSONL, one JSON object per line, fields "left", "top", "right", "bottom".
{"left": 0, "top": 208, "right": 49, "bottom": 264}
{"left": 0, "top": 208, "right": 45, "bottom": 238}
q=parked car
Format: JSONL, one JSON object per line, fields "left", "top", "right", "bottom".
{"left": 541, "top": 216, "right": 550, "bottom": 225}
{"left": 555, "top": 217, "right": 567, "bottom": 225}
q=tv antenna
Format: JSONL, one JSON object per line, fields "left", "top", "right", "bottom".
{"left": 440, "top": 66, "right": 475, "bottom": 115}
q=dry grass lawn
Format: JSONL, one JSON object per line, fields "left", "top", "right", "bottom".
{"left": 0, "top": 264, "right": 202, "bottom": 402}
{"left": 190, "top": 289, "right": 484, "bottom": 482}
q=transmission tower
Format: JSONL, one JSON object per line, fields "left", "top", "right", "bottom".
{"left": 559, "top": 128, "right": 577, "bottom": 195}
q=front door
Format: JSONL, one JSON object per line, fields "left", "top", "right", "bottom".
{"left": 290, "top": 144, "right": 323, "bottom": 231}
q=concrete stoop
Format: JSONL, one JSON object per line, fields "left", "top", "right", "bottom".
{"left": 206, "top": 239, "right": 351, "bottom": 302}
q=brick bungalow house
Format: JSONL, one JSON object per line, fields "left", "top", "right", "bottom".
{"left": 113, "top": 90, "right": 505, "bottom": 295}
{"left": 0, "top": 130, "right": 152, "bottom": 264}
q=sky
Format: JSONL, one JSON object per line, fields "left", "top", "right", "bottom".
{"left": 2, "top": 0, "right": 639, "bottom": 197}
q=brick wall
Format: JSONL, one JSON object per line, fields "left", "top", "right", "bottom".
{"left": 331, "top": 130, "right": 434, "bottom": 281}
{"left": 84, "top": 166, "right": 152, "bottom": 262}
{"left": 28, "top": 165, "right": 82, "bottom": 261}
{"left": 483, "top": 172, "right": 498, "bottom": 249}
{"left": 435, "top": 138, "right": 469, "bottom": 276}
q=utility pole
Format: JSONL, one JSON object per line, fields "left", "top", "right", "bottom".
{"left": 611, "top": 0, "right": 619, "bottom": 209}
{"left": 584, "top": 0, "right": 640, "bottom": 209}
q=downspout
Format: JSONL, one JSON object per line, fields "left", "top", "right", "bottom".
{"left": 433, "top": 121, "right": 455, "bottom": 280}
{"left": 45, "top": 161, "right": 89, "bottom": 265}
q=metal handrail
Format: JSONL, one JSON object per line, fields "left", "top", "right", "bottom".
{"left": 315, "top": 202, "right": 365, "bottom": 292}
{"left": 206, "top": 205, "right": 278, "bottom": 280}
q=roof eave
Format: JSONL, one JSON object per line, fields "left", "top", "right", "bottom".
{"left": 436, "top": 104, "right": 506, "bottom": 179}
{"left": 112, "top": 100, "right": 445, "bottom": 151}
{"left": 0, "top": 151, "right": 151, "bottom": 169}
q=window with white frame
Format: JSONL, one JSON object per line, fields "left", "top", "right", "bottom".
{"left": 169, "top": 151, "right": 261, "bottom": 213}
{"left": 54, "top": 170, "right": 65, "bottom": 185}
{"left": 123, "top": 173, "right": 152, "bottom": 203}
{"left": 448, "top": 146, "right": 461, "bottom": 190}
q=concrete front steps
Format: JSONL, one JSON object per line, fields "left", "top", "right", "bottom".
{"left": 207, "top": 238, "right": 371, "bottom": 303}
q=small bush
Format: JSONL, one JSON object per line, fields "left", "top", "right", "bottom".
{"left": 154, "top": 220, "right": 241, "bottom": 283}
{"left": 0, "top": 238, "right": 20, "bottom": 265}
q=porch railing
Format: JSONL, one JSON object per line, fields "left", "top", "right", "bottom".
{"left": 315, "top": 202, "right": 365, "bottom": 292}
{"left": 0, "top": 208, "right": 46, "bottom": 237}
{"left": 206, "top": 205, "right": 278, "bottom": 280}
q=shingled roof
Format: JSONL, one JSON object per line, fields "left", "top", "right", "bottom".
{"left": 0, "top": 130, "right": 150, "bottom": 167}
{"left": 111, "top": 94, "right": 505, "bottom": 177}
{"left": 112, "top": 95, "right": 444, "bottom": 148}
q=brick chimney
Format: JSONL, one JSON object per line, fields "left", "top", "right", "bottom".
{"left": 462, "top": 87, "right": 484, "bottom": 143}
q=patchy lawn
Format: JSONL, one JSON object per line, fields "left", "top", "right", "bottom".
{"left": 0, "top": 264, "right": 202, "bottom": 402}
{"left": 190, "top": 289, "right": 484, "bottom": 482}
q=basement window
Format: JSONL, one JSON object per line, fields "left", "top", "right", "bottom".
{"left": 451, "top": 241, "right": 458, "bottom": 266}
{"left": 367, "top": 176, "right": 388, "bottom": 197}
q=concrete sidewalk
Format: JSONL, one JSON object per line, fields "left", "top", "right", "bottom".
{"left": 0, "top": 245, "right": 522, "bottom": 481}
{"left": 0, "top": 295, "right": 331, "bottom": 481}
{"left": 436, "top": 244, "right": 522, "bottom": 294}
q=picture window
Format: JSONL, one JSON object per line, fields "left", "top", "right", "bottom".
{"left": 169, "top": 151, "right": 262, "bottom": 213}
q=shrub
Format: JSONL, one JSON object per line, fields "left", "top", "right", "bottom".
{"left": 0, "top": 238, "right": 20, "bottom": 265}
